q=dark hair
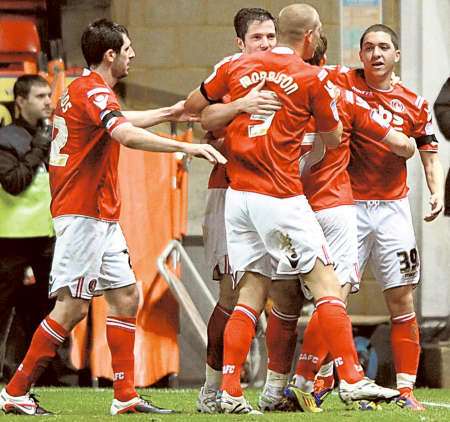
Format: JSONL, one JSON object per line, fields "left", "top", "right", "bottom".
{"left": 306, "top": 33, "right": 328, "bottom": 66}
{"left": 233, "top": 8, "right": 276, "bottom": 40}
{"left": 360, "top": 24, "right": 399, "bottom": 50}
{"left": 81, "top": 18, "right": 129, "bottom": 67}
{"left": 13, "top": 74, "right": 49, "bottom": 100}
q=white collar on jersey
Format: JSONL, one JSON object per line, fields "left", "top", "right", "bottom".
{"left": 82, "top": 68, "right": 91, "bottom": 76}
{"left": 272, "top": 46, "right": 295, "bottom": 55}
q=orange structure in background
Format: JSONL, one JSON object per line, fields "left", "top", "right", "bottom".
{"left": 70, "top": 128, "right": 191, "bottom": 386}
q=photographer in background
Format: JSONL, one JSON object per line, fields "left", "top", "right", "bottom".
{"left": 433, "top": 77, "right": 450, "bottom": 215}
{"left": 0, "top": 75, "right": 56, "bottom": 382}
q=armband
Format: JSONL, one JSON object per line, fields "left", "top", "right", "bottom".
{"left": 101, "top": 110, "right": 123, "bottom": 129}
{"left": 415, "top": 134, "right": 438, "bottom": 148}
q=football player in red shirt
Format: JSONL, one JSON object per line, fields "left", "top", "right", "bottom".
{"left": 187, "top": 8, "right": 284, "bottom": 414}
{"left": 289, "top": 33, "right": 416, "bottom": 409}
{"left": 196, "top": 4, "right": 399, "bottom": 414}
{"left": 331, "top": 24, "right": 444, "bottom": 411}
{"left": 0, "top": 19, "right": 225, "bottom": 416}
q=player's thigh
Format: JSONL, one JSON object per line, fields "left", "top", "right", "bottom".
{"left": 203, "top": 188, "right": 230, "bottom": 281}
{"left": 248, "top": 193, "right": 332, "bottom": 277}
{"left": 355, "top": 202, "right": 375, "bottom": 275}
{"left": 218, "top": 274, "right": 238, "bottom": 310}
{"left": 316, "top": 205, "right": 359, "bottom": 294}
{"left": 50, "top": 216, "right": 108, "bottom": 300}
{"left": 98, "top": 223, "right": 136, "bottom": 292}
{"left": 225, "top": 188, "right": 272, "bottom": 279}
{"left": 371, "top": 199, "right": 419, "bottom": 291}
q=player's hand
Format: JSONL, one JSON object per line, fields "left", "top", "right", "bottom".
{"left": 168, "top": 100, "right": 200, "bottom": 122}
{"left": 184, "top": 143, "right": 227, "bottom": 164}
{"left": 423, "top": 193, "right": 443, "bottom": 222}
{"left": 238, "top": 79, "right": 282, "bottom": 115}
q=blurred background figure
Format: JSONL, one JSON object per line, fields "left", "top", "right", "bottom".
{"left": 0, "top": 75, "right": 56, "bottom": 382}
{"left": 433, "top": 77, "right": 450, "bottom": 216}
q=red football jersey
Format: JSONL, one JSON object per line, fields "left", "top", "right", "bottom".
{"left": 333, "top": 69, "right": 438, "bottom": 200}
{"left": 301, "top": 89, "right": 391, "bottom": 211}
{"left": 50, "top": 70, "right": 130, "bottom": 220}
{"left": 202, "top": 47, "right": 340, "bottom": 198}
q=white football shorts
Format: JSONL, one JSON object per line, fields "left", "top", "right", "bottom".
{"left": 315, "top": 205, "right": 360, "bottom": 293}
{"left": 225, "top": 188, "right": 332, "bottom": 285}
{"left": 202, "top": 188, "right": 231, "bottom": 280}
{"left": 49, "top": 216, "right": 136, "bottom": 300}
{"left": 356, "top": 198, "right": 420, "bottom": 291}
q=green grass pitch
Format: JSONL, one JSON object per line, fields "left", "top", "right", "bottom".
{"left": 0, "top": 387, "right": 449, "bottom": 421}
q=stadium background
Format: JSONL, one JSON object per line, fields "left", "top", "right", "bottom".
{"left": 1, "top": 0, "right": 448, "bottom": 390}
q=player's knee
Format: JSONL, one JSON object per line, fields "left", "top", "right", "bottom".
{"left": 116, "top": 285, "right": 139, "bottom": 316}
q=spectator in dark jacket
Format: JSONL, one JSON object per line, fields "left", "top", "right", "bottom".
{"left": 0, "top": 75, "right": 55, "bottom": 381}
{"left": 433, "top": 77, "right": 450, "bottom": 215}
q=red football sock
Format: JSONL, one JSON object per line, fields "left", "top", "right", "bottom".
{"left": 206, "top": 304, "right": 232, "bottom": 371}
{"left": 391, "top": 312, "right": 420, "bottom": 394}
{"left": 266, "top": 307, "right": 299, "bottom": 374}
{"left": 106, "top": 316, "right": 138, "bottom": 402}
{"left": 7, "top": 317, "right": 68, "bottom": 396}
{"left": 315, "top": 297, "right": 362, "bottom": 384}
{"left": 221, "top": 304, "right": 258, "bottom": 397}
{"left": 295, "top": 309, "right": 328, "bottom": 381}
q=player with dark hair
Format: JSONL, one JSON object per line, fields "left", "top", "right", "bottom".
{"left": 197, "top": 4, "right": 399, "bottom": 414}
{"left": 0, "top": 18, "right": 225, "bottom": 416}
{"left": 186, "top": 7, "right": 283, "bottom": 413}
{"left": 327, "top": 23, "right": 444, "bottom": 411}
{"left": 286, "top": 32, "right": 415, "bottom": 409}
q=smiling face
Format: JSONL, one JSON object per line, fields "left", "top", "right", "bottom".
{"left": 236, "top": 19, "right": 277, "bottom": 54}
{"left": 359, "top": 31, "right": 400, "bottom": 82}
{"left": 111, "top": 34, "right": 135, "bottom": 80}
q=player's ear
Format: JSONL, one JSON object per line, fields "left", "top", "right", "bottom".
{"left": 394, "top": 49, "right": 400, "bottom": 63}
{"left": 104, "top": 48, "right": 116, "bottom": 64}
{"left": 236, "top": 37, "right": 245, "bottom": 52}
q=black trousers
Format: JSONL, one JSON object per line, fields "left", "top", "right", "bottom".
{"left": 0, "top": 236, "right": 55, "bottom": 380}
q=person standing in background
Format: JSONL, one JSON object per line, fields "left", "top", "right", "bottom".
{"left": 0, "top": 75, "right": 55, "bottom": 382}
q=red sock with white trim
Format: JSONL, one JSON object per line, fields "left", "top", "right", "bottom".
{"left": 295, "top": 309, "right": 328, "bottom": 383}
{"left": 315, "top": 297, "right": 362, "bottom": 384}
{"left": 266, "top": 307, "right": 299, "bottom": 374}
{"left": 221, "top": 304, "right": 258, "bottom": 397}
{"left": 6, "top": 317, "right": 68, "bottom": 396}
{"left": 106, "top": 316, "right": 138, "bottom": 402}
{"left": 391, "top": 312, "right": 420, "bottom": 394}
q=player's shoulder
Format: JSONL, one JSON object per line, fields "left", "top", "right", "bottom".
{"left": 68, "top": 70, "right": 112, "bottom": 97}
{"left": 391, "top": 83, "right": 429, "bottom": 112}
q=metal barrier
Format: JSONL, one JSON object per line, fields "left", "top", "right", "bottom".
{"left": 157, "top": 239, "right": 216, "bottom": 348}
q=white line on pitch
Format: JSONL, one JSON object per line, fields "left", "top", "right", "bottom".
{"left": 421, "top": 401, "right": 450, "bottom": 409}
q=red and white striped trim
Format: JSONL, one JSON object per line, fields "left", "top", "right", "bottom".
{"left": 75, "top": 277, "right": 85, "bottom": 298}
{"left": 392, "top": 312, "right": 416, "bottom": 323}
{"left": 87, "top": 87, "right": 111, "bottom": 98}
{"left": 271, "top": 307, "right": 299, "bottom": 322}
{"left": 41, "top": 320, "right": 65, "bottom": 343}
{"left": 415, "top": 95, "right": 425, "bottom": 109}
{"left": 315, "top": 298, "right": 346, "bottom": 309}
{"left": 106, "top": 317, "right": 136, "bottom": 331}
{"left": 234, "top": 305, "right": 257, "bottom": 326}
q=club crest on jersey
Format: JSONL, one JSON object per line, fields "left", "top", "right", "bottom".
{"left": 94, "top": 94, "right": 108, "bottom": 110}
{"left": 389, "top": 99, "right": 405, "bottom": 113}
